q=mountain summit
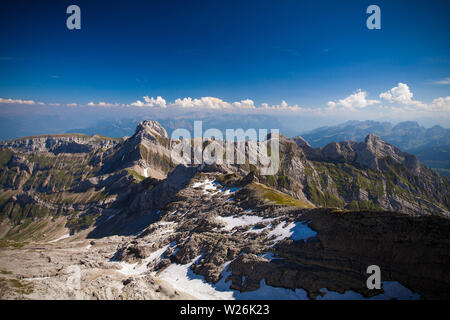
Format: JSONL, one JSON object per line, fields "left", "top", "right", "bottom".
{"left": 304, "top": 134, "right": 421, "bottom": 173}
{"left": 99, "top": 120, "right": 172, "bottom": 179}
{"left": 301, "top": 120, "right": 450, "bottom": 176}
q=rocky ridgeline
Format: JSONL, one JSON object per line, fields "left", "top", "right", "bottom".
{"left": 302, "top": 134, "right": 421, "bottom": 173}
{"left": 0, "top": 134, "right": 121, "bottom": 154}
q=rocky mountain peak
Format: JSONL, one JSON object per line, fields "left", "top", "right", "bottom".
{"left": 99, "top": 120, "right": 172, "bottom": 179}
{"left": 356, "top": 134, "right": 421, "bottom": 173}
{"left": 292, "top": 135, "right": 311, "bottom": 148}
{"left": 135, "top": 120, "right": 168, "bottom": 139}
{"left": 364, "top": 133, "right": 382, "bottom": 144}
{"left": 301, "top": 134, "right": 422, "bottom": 174}
{"left": 362, "top": 134, "right": 402, "bottom": 158}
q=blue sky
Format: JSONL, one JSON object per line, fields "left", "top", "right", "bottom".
{"left": 0, "top": 0, "right": 449, "bottom": 133}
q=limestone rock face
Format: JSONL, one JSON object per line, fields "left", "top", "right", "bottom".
{"left": 291, "top": 134, "right": 448, "bottom": 216}
{"left": 292, "top": 136, "right": 311, "bottom": 148}
{"left": 304, "top": 134, "right": 421, "bottom": 173}
{"left": 100, "top": 120, "right": 172, "bottom": 179}
{"left": 354, "top": 134, "right": 421, "bottom": 173}
{"left": 137, "top": 120, "right": 169, "bottom": 140}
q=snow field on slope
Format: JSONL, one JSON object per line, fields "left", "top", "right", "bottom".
{"left": 216, "top": 215, "right": 275, "bottom": 231}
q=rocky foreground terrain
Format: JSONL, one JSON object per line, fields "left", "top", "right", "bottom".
{"left": 0, "top": 120, "right": 449, "bottom": 300}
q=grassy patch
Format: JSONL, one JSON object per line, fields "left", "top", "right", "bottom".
{"left": 250, "top": 182, "right": 313, "bottom": 208}
{"left": 0, "top": 149, "right": 14, "bottom": 166}
{"left": 216, "top": 173, "right": 239, "bottom": 184}
{"left": 128, "top": 169, "right": 145, "bottom": 181}
{"left": 5, "top": 218, "right": 52, "bottom": 242}
{"left": 0, "top": 239, "right": 28, "bottom": 249}
{"left": 66, "top": 213, "right": 97, "bottom": 232}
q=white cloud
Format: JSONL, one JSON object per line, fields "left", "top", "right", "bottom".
{"left": 144, "top": 96, "right": 166, "bottom": 108}
{"left": 232, "top": 99, "right": 256, "bottom": 109}
{"left": 378, "top": 83, "right": 450, "bottom": 113}
{"left": 432, "top": 77, "right": 450, "bottom": 85}
{"left": 327, "top": 89, "right": 379, "bottom": 110}
{"left": 0, "top": 97, "right": 36, "bottom": 105}
{"left": 130, "top": 96, "right": 167, "bottom": 107}
{"left": 379, "top": 82, "right": 422, "bottom": 105}
{"left": 263, "top": 100, "right": 289, "bottom": 109}
{"left": 170, "top": 97, "right": 231, "bottom": 109}
{"left": 123, "top": 87, "right": 448, "bottom": 117}
{"left": 88, "top": 101, "right": 119, "bottom": 107}
{"left": 0, "top": 98, "right": 61, "bottom": 107}
{"left": 128, "top": 96, "right": 305, "bottom": 111}
{"left": 130, "top": 96, "right": 256, "bottom": 110}
{"left": 67, "top": 103, "right": 77, "bottom": 107}
{"left": 260, "top": 100, "right": 307, "bottom": 112}
{"left": 429, "top": 96, "right": 450, "bottom": 112}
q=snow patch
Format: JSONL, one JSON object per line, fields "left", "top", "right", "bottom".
{"left": 262, "top": 252, "right": 284, "bottom": 260}
{"left": 318, "top": 282, "right": 420, "bottom": 300}
{"left": 245, "top": 223, "right": 272, "bottom": 234}
{"left": 193, "top": 179, "right": 241, "bottom": 196}
{"left": 48, "top": 233, "right": 71, "bottom": 243}
{"left": 267, "top": 221, "right": 316, "bottom": 244}
{"left": 193, "top": 179, "right": 219, "bottom": 194}
{"left": 23, "top": 276, "right": 51, "bottom": 281}
{"left": 156, "top": 258, "right": 419, "bottom": 300}
{"left": 104, "top": 214, "right": 117, "bottom": 222}
{"left": 217, "top": 215, "right": 274, "bottom": 231}
{"left": 237, "top": 279, "right": 309, "bottom": 300}
{"left": 118, "top": 244, "right": 171, "bottom": 276}
{"left": 157, "top": 258, "right": 308, "bottom": 300}
{"left": 157, "top": 256, "right": 235, "bottom": 300}
{"left": 290, "top": 221, "right": 317, "bottom": 241}
{"left": 223, "top": 187, "right": 241, "bottom": 195}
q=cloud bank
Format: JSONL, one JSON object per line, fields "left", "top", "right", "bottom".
{"left": 1, "top": 83, "right": 449, "bottom": 121}
{"left": 327, "top": 89, "right": 379, "bottom": 110}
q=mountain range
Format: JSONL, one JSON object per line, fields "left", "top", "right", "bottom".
{"left": 0, "top": 120, "right": 449, "bottom": 300}
{"left": 301, "top": 120, "right": 450, "bottom": 177}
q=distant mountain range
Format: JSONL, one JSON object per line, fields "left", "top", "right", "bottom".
{"left": 300, "top": 120, "right": 450, "bottom": 177}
